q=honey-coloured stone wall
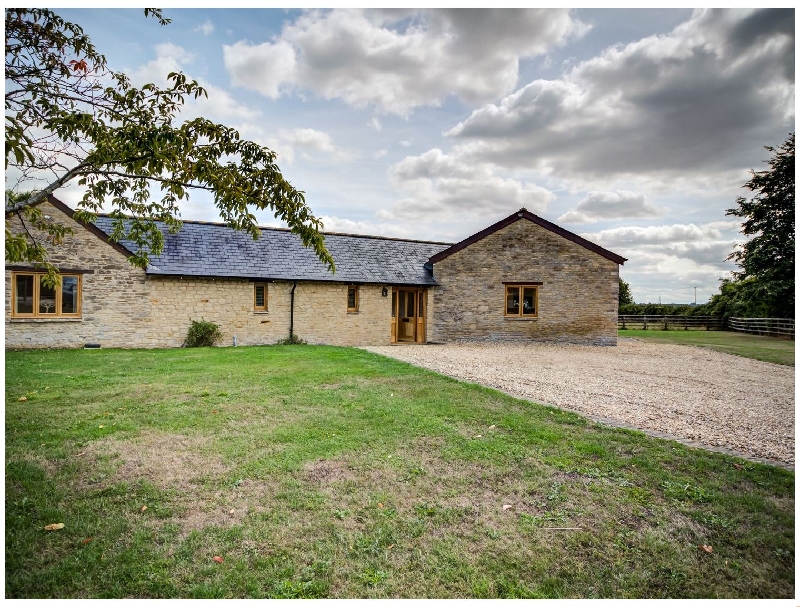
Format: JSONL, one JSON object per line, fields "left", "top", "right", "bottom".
{"left": 6, "top": 200, "right": 152, "bottom": 349}
{"left": 6, "top": 201, "right": 398, "bottom": 348}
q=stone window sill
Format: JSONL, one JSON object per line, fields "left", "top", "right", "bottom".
{"left": 347, "top": 311, "right": 359, "bottom": 315}
{"left": 10, "top": 317, "right": 83, "bottom": 323}
{"left": 503, "top": 316, "right": 539, "bottom": 321}
{"left": 253, "top": 311, "right": 269, "bottom": 315}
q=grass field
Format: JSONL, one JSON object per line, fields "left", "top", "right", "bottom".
{"left": 5, "top": 346, "right": 794, "bottom": 598}
{"left": 618, "top": 330, "right": 795, "bottom": 366}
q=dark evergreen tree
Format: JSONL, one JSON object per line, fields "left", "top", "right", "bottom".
{"left": 726, "top": 133, "right": 794, "bottom": 317}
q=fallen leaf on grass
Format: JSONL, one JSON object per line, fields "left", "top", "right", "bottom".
{"left": 44, "top": 523, "right": 65, "bottom": 531}
{"left": 733, "top": 463, "right": 744, "bottom": 470}
{"left": 489, "top": 425, "right": 496, "bottom": 429}
{"left": 229, "top": 509, "right": 235, "bottom": 515}
{"left": 213, "top": 556, "right": 224, "bottom": 564}
{"left": 474, "top": 434, "right": 482, "bottom": 438}
{"left": 18, "top": 396, "right": 27, "bottom": 402}
{"left": 378, "top": 502, "right": 384, "bottom": 509}
{"left": 698, "top": 545, "right": 713, "bottom": 554}
{"left": 502, "top": 504, "right": 513, "bottom": 511}
{"left": 140, "top": 506, "right": 147, "bottom": 513}
{"left": 98, "top": 425, "right": 104, "bottom": 429}
{"left": 82, "top": 537, "right": 93, "bottom": 545}
{"left": 387, "top": 544, "right": 395, "bottom": 550}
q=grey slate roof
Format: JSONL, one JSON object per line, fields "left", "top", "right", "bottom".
{"left": 93, "top": 216, "right": 451, "bottom": 286}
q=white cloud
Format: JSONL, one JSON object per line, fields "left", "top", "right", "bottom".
{"left": 446, "top": 9, "right": 794, "bottom": 179}
{"left": 583, "top": 220, "right": 746, "bottom": 303}
{"left": 381, "top": 148, "right": 555, "bottom": 222}
{"left": 558, "top": 190, "right": 666, "bottom": 224}
{"left": 581, "top": 221, "right": 744, "bottom": 272}
{"left": 223, "top": 8, "right": 587, "bottom": 114}
{"left": 374, "top": 149, "right": 388, "bottom": 159}
{"left": 128, "top": 44, "right": 261, "bottom": 123}
{"left": 224, "top": 39, "right": 298, "bottom": 99}
{"left": 398, "top": 140, "right": 412, "bottom": 148}
{"left": 367, "top": 116, "right": 382, "bottom": 132}
{"left": 278, "top": 128, "right": 335, "bottom": 152}
{"left": 319, "top": 215, "right": 415, "bottom": 239}
{"left": 195, "top": 19, "right": 214, "bottom": 36}
{"left": 583, "top": 223, "right": 726, "bottom": 247}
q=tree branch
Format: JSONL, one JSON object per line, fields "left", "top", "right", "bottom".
{"left": 4, "top": 162, "right": 90, "bottom": 212}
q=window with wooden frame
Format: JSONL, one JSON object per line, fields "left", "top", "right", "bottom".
{"left": 11, "top": 272, "right": 82, "bottom": 318}
{"left": 347, "top": 285, "right": 359, "bottom": 313}
{"left": 504, "top": 284, "right": 538, "bottom": 318}
{"left": 253, "top": 283, "right": 268, "bottom": 312}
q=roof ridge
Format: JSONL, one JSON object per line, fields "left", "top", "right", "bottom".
{"left": 95, "top": 213, "right": 453, "bottom": 246}
{"left": 428, "top": 208, "right": 627, "bottom": 265}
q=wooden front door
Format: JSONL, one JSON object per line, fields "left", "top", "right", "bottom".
{"left": 391, "top": 288, "right": 426, "bottom": 343}
{"left": 396, "top": 289, "right": 417, "bottom": 342}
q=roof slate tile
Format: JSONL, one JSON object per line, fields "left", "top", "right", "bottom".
{"left": 93, "top": 217, "right": 451, "bottom": 286}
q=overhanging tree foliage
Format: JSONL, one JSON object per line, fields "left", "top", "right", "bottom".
{"left": 5, "top": 8, "right": 334, "bottom": 281}
{"left": 725, "top": 133, "right": 794, "bottom": 317}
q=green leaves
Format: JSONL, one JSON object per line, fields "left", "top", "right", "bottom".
{"left": 724, "top": 133, "right": 794, "bottom": 318}
{"left": 6, "top": 8, "right": 334, "bottom": 274}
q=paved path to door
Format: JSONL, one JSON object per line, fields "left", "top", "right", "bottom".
{"left": 365, "top": 340, "right": 795, "bottom": 469}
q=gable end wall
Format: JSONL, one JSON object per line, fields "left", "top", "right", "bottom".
{"left": 428, "top": 219, "right": 619, "bottom": 345}
{"left": 6, "top": 200, "right": 152, "bottom": 348}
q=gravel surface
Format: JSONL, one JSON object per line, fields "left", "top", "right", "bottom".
{"left": 364, "top": 340, "right": 795, "bottom": 467}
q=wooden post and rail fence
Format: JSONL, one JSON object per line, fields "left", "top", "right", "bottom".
{"left": 617, "top": 315, "right": 794, "bottom": 339}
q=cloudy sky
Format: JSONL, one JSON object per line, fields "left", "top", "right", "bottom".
{"left": 50, "top": 8, "right": 794, "bottom": 304}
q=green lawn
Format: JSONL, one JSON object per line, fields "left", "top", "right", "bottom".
{"left": 5, "top": 346, "right": 794, "bottom": 598}
{"left": 618, "top": 330, "right": 795, "bottom": 366}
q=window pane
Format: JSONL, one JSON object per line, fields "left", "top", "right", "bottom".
{"left": 522, "top": 287, "right": 536, "bottom": 315}
{"left": 406, "top": 292, "right": 415, "bottom": 317}
{"left": 419, "top": 292, "right": 424, "bottom": 317}
{"left": 348, "top": 287, "right": 356, "bottom": 309}
{"left": 391, "top": 292, "right": 396, "bottom": 317}
{"left": 61, "top": 276, "right": 79, "bottom": 314}
{"left": 39, "top": 277, "right": 57, "bottom": 314}
{"left": 255, "top": 285, "right": 265, "bottom": 308}
{"left": 506, "top": 287, "right": 520, "bottom": 315}
{"left": 15, "top": 275, "right": 34, "bottom": 314}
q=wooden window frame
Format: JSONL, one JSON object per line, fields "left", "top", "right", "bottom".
{"left": 11, "top": 272, "right": 82, "bottom": 318}
{"left": 347, "top": 285, "right": 359, "bottom": 313}
{"left": 504, "top": 284, "right": 539, "bottom": 318}
{"left": 253, "top": 283, "right": 268, "bottom": 312}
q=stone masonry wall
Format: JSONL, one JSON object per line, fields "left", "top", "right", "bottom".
{"left": 144, "top": 276, "right": 292, "bottom": 347}
{"left": 292, "top": 283, "right": 393, "bottom": 346}
{"left": 145, "top": 279, "right": 395, "bottom": 347}
{"left": 428, "top": 218, "right": 619, "bottom": 345}
{"left": 6, "top": 200, "right": 152, "bottom": 349}
{"left": 6, "top": 201, "right": 397, "bottom": 348}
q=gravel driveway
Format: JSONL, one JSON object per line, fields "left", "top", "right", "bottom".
{"left": 365, "top": 340, "right": 795, "bottom": 468}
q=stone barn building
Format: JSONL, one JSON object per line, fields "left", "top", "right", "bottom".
{"left": 6, "top": 197, "right": 626, "bottom": 349}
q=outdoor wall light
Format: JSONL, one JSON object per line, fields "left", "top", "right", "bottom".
{"left": 381, "top": 287, "right": 388, "bottom": 297}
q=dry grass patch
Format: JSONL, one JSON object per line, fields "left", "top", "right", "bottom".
{"left": 79, "top": 432, "right": 228, "bottom": 491}
{"left": 74, "top": 432, "right": 288, "bottom": 537}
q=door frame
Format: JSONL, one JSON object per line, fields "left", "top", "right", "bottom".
{"left": 391, "top": 287, "right": 426, "bottom": 343}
